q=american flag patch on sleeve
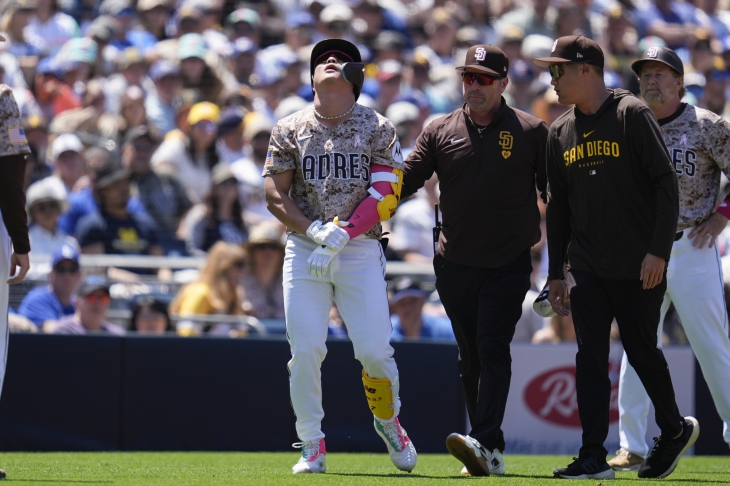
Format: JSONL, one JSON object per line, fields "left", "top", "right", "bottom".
{"left": 264, "top": 147, "right": 273, "bottom": 166}
{"left": 8, "top": 127, "right": 27, "bottom": 144}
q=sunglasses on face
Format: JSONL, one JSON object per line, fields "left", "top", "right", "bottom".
{"left": 461, "top": 71, "right": 500, "bottom": 86}
{"left": 54, "top": 265, "right": 79, "bottom": 275}
{"left": 548, "top": 62, "right": 591, "bottom": 80}
{"left": 35, "top": 201, "right": 60, "bottom": 212}
{"left": 315, "top": 50, "right": 353, "bottom": 66}
{"left": 254, "top": 243, "right": 280, "bottom": 251}
{"left": 84, "top": 293, "right": 110, "bottom": 305}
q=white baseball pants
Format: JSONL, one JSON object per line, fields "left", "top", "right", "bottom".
{"left": 618, "top": 231, "right": 730, "bottom": 456}
{"left": 0, "top": 209, "right": 11, "bottom": 399}
{"left": 284, "top": 234, "right": 400, "bottom": 442}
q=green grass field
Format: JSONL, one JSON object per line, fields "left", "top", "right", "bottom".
{"left": 0, "top": 453, "right": 728, "bottom": 485}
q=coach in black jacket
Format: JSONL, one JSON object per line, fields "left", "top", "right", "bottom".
{"left": 535, "top": 35, "right": 697, "bottom": 481}
{"left": 402, "top": 44, "right": 547, "bottom": 476}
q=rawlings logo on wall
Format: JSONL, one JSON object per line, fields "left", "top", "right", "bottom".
{"left": 523, "top": 365, "right": 619, "bottom": 427}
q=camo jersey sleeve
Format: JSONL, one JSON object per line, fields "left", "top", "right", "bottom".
{"left": 0, "top": 85, "right": 31, "bottom": 157}
{"left": 661, "top": 104, "right": 730, "bottom": 230}
{"left": 262, "top": 104, "right": 402, "bottom": 239}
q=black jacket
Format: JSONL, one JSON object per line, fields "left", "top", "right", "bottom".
{"left": 546, "top": 89, "right": 679, "bottom": 280}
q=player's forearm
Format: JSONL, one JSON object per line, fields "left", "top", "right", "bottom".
{"left": 265, "top": 188, "right": 312, "bottom": 235}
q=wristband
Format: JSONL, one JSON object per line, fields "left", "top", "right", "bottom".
{"left": 716, "top": 201, "right": 730, "bottom": 220}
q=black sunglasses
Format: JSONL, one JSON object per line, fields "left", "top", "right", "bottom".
{"left": 548, "top": 62, "right": 593, "bottom": 80}
{"left": 461, "top": 72, "right": 500, "bottom": 86}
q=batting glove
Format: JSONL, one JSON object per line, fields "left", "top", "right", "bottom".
{"left": 307, "top": 246, "right": 340, "bottom": 278}
{"left": 306, "top": 220, "right": 350, "bottom": 251}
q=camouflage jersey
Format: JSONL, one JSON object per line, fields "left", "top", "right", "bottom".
{"left": 263, "top": 104, "right": 404, "bottom": 239}
{"left": 659, "top": 103, "right": 730, "bottom": 231}
{"left": 0, "top": 85, "right": 30, "bottom": 157}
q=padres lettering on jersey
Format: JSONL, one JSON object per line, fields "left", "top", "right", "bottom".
{"left": 264, "top": 104, "right": 404, "bottom": 239}
{"left": 660, "top": 104, "right": 730, "bottom": 230}
{"left": 301, "top": 152, "right": 371, "bottom": 181}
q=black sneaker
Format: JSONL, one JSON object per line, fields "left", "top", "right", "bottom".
{"left": 638, "top": 416, "right": 700, "bottom": 479}
{"left": 553, "top": 456, "right": 615, "bottom": 480}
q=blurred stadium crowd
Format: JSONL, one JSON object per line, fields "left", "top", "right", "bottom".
{"left": 6, "top": 0, "right": 730, "bottom": 341}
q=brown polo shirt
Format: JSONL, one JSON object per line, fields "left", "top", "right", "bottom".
{"left": 402, "top": 99, "right": 547, "bottom": 269}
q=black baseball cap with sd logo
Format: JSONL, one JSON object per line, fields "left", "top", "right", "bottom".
{"left": 533, "top": 35, "right": 604, "bottom": 68}
{"left": 631, "top": 46, "right": 684, "bottom": 77}
{"left": 455, "top": 44, "right": 509, "bottom": 77}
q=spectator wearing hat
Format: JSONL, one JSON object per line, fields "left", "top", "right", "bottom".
{"left": 498, "top": 25, "right": 526, "bottom": 67}
{"left": 317, "top": 4, "right": 355, "bottom": 42}
{"left": 504, "top": 59, "right": 535, "bottom": 112}
{"left": 375, "top": 59, "right": 404, "bottom": 113}
{"left": 259, "top": 12, "right": 312, "bottom": 71}
{"left": 52, "top": 276, "right": 124, "bottom": 334}
{"left": 389, "top": 277, "right": 455, "bottom": 341}
{"left": 145, "top": 60, "right": 180, "bottom": 136}
{"left": 151, "top": 101, "right": 220, "bottom": 203}
{"left": 33, "top": 56, "right": 83, "bottom": 119}
{"left": 177, "top": 33, "right": 225, "bottom": 104}
{"left": 248, "top": 63, "right": 286, "bottom": 121}
{"left": 18, "top": 243, "right": 80, "bottom": 330}
{"left": 701, "top": 68, "right": 730, "bottom": 119}
{"left": 242, "top": 221, "right": 285, "bottom": 319}
{"left": 104, "top": 47, "right": 148, "bottom": 116}
{"left": 49, "top": 133, "right": 84, "bottom": 194}
{"left": 121, "top": 125, "right": 192, "bottom": 237}
{"left": 415, "top": 8, "right": 460, "bottom": 67}
{"left": 385, "top": 101, "right": 419, "bottom": 158}
{"left": 227, "top": 37, "right": 259, "bottom": 86}
{"left": 603, "top": 6, "right": 641, "bottom": 93}
{"left": 75, "top": 160, "right": 162, "bottom": 259}
{"left": 180, "top": 163, "right": 246, "bottom": 255}
{"left": 372, "top": 30, "right": 408, "bottom": 64}
{"left": 192, "top": 0, "right": 230, "bottom": 58}
{"left": 0, "top": 0, "right": 42, "bottom": 59}
{"left": 224, "top": 8, "right": 261, "bottom": 45}
{"left": 215, "top": 106, "right": 246, "bottom": 164}
{"left": 58, "top": 37, "right": 98, "bottom": 89}
{"left": 24, "top": 0, "right": 80, "bottom": 57}
{"left": 127, "top": 0, "right": 170, "bottom": 54}
{"left": 26, "top": 176, "right": 77, "bottom": 256}
{"left": 230, "top": 113, "right": 276, "bottom": 227}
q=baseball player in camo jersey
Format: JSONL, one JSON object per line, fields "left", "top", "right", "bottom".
{"left": 263, "top": 38, "right": 417, "bottom": 475}
{"left": 0, "top": 32, "right": 33, "bottom": 480}
{"left": 608, "top": 46, "right": 730, "bottom": 471}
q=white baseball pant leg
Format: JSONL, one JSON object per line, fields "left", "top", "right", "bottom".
{"left": 618, "top": 232, "right": 730, "bottom": 455}
{"left": 284, "top": 234, "right": 400, "bottom": 442}
{"left": 0, "top": 208, "right": 11, "bottom": 399}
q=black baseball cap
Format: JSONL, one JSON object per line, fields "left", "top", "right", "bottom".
{"left": 533, "top": 35, "right": 604, "bottom": 68}
{"left": 631, "top": 46, "right": 684, "bottom": 77}
{"left": 455, "top": 44, "right": 509, "bottom": 77}
{"left": 310, "top": 38, "right": 364, "bottom": 99}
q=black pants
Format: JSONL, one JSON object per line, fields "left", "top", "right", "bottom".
{"left": 570, "top": 269, "right": 684, "bottom": 460}
{"left": 434, "top": 250, "right": 531, "bottom": 451}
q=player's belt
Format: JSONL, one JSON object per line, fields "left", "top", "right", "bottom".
{"left": 674, "top": 231, "right": 683, "bottom": 241}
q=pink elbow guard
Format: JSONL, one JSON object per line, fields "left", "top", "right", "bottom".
{"left": 343, "top": 164, "right": 396, "bottom": 239}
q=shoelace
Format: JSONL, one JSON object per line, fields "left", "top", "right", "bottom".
{"left": 292, "top": 440, "right": 321, "bottom": 460}
{"left": 467, "top": 436, "right": 487, "bottom": 457}
{"left": 614, "top": 449, "right": 629, "bottom": 458}
{"left": 381, "top": 421, "right": 406, "bottom": 450}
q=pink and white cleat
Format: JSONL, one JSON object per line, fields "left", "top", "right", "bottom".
{"left": 292, "top": 438, "right": 326, "bottom": 474}
{"left": 374, "top": 417, "right": 418, "bottom": 472}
